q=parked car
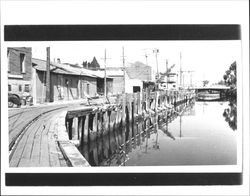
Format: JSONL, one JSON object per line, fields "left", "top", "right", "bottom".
{"left": 8, "top": 93, "right": 21, "bottom": 108}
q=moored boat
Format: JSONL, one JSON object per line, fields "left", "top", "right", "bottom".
{"left": 197, "top": 91, "right": 221, "bottom": 101}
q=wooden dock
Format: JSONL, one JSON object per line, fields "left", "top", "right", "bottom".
{"left": 65, "top": 90, "right": 195, "bottom": 152}
{"left": 8, "top": 89, "right": 195, "bottom": 167}
{"left": 9, "top": 103, "right": 90, "bottom": 167}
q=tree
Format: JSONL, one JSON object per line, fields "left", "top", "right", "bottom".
{"left": 217, "top": 80, "right": 225, "bottom": 85}
{"left": 223, "top": 61, "right": 237, "bottom": 99}
{"left": 223, "top": 100, "right": 237, "bottom": 131}
{"left": 82, "top": 61, "right": 88, "bottom": 68}
{"left": 223, "top": 61, "right": 236, "bottom": 88}
{"left": 202, "top": 80, "right": 209, "bottom": 87}
{"left": 90, "top": 57, "right": 100, "bottom": 70}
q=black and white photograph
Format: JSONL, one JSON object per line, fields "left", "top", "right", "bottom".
{"left": 7, "top": 41, "right": 240, "bottom": 167}
{"left": 1, "top": 0, "right": 249, "bottom": 195}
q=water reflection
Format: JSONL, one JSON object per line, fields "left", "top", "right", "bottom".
{"left": 223, "top": 99, "right": 237, "bottom": 131}
{"left": 78, "top": 99, "right": 236, "bottom": 166}
{"left": 79, "top": 101, "right": 195, "bottom": 166}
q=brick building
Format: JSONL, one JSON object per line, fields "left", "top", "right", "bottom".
{"left": 106, "top": 61, "right": 153, "bottom": 94}
{"left": 7, "top": 47, "right": 34, "bottom": 99}
{"left": 126, "top": 61, "right": 152, "bottom": 81}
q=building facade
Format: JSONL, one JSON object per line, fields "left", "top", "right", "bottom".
{"left": 106, "top": 61, "right": 152, "bottom": 94}
{"left": 126, "top": 61, "right": 152, "bottom": 81}
{"left": 32, "top": 58, "right": 112, "bottom": 104}
{"left": 106, "top": 68, "right": 124, "bottom": 94}
{"left": 7, "top": 47, "right": 34, "bottom": 101}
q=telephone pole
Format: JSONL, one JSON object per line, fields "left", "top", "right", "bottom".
{"left": 145, "top": 53, "right": 148, "bottom": 66}
{"left": 153, "top": 49, "right": 159, "bottom": 90}
{"left": 101, "top": 49, "right": 112, "bottom": 97}
{"left": 153, "top": 48, "right": 159, "bottom": 79}
{"left": 122, "top": 47, "right": 126, "bottom": 94}
{"left": 166, "top": 59, "right": 168, "bottom": 89}
{"left": 45, "top": 47, "right": 51, "bottom": 102}
{"left": 179, "top": 52, "right": 182, "bottom": 88}
{"left": 104, "top": 49, "right": 107, "bottom": 97}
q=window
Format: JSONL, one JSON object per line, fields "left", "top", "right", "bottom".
{"left": 7, "top": 50, "right": 10, "bottom": 72}
{"left": 19, "top": 85, "right": 22, "bottom": 92}
{"left": 8, "top": 84, "right": 11, "bottom": 91}
{"left": 65, "top": 79, "right": 69, "bottom": 86}
{"left": 87, "top": 83, "right": 90, "bottom": 95}
{"left": 24, "top": 84, "right": 30, "bottom": 92}
{"left": 20, "top": 53, "right": 25, "bottom": 73}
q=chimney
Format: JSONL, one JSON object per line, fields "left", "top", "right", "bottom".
{"left": 57, "top": 58, "right": 61, "bottom": 64}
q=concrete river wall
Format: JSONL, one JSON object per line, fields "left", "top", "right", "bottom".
{"left": 64, "top": 90, "right": 196, "bottom": 166}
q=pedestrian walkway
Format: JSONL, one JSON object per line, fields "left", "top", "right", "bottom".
{"left": 9, "top": 109, "right": 90, "bottom": 167}
{"left": 9, "top": 100, "right": 92, "bottom": 167}
{"left": 9, "top": 105, "right": 67, "bottom": 150}
{"left": 9, "top": 110, "right": 68, "bottom": 167}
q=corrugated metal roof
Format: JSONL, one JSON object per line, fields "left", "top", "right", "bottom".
{"left": 32, "top": 58, "right": 112, "bottom": 79}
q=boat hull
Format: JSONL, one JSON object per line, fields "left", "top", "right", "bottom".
{"left": 197, "top": 93, "right": 221, "bottom": 101}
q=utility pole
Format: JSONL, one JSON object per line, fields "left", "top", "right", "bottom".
{"left": 122, "top": 47, "right": 126, "bottom": 94}
{"left": 101, "top": 49, "right": 112, "bottom": 97}
{"left": 179, "top": 52, "right": 182, "bottom": 88}
{"left": 141, "top": 48, "right": 150, "bottom": 66}
{"left": 145, "top": 53, "right": 148, "bottom": 66}
{"left": 153, "top": 49, "right": 159, "bottom": 79}
{"left": 45, "top": 47, "right": 51, "bottom": 102}
{"left": 153, "top": 49, "right": 159, "bottom": 90}
{"left": 104, "top": 49, "right": 107, "bottom": 97}
{"left": 166, "top": 59, "right": 168, "bottom": 89}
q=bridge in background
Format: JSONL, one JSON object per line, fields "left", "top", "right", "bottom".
{"left": 192, "top": 85, "right": 230, "bottom": 92}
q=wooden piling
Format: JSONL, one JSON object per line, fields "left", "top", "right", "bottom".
{"left": 89, "top": 112, "right": 98, "bottom": 142}
{"left": 146, "top": 89, "right": 150, "bottom": 112}
{"left": 79, "top": 116, "right": 85, "bottom": 146}
{"left": 78, "top": 117, "right": 83, "bottom": 142}
{"left": 63, "top": 89, "right": 195, "bottom": 166}
{"left": 103, "top": 110, "right": 109, "bottom": 136}
{"left": 122, "top": 93, "right": 126, "bottom": 126}
{"left": 109, "top": 109, "right": 115, "bottom": 133}
{"left": 67, "top": 118, "right": 73, "bottom": 140}
{"left": 72, "top": 117, "right": 78, "bottom": 141}
{"left": 83, "top": 115, "right": 89, "bottom": 144}
{"left": 97, "top": 111, "right": 103, "bottom": 139}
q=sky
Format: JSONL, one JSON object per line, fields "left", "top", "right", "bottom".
{"left": 32, "top": 40, "right": 242, "bottom": 85}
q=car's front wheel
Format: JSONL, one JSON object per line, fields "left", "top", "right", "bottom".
{"left": 8, "top": 100, "right": 14, "bottom": 108}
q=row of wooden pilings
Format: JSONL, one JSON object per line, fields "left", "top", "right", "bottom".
{"left": 65, "top": 90, "right": 196, "bottom": 147}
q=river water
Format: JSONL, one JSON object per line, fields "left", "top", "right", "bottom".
{"left": 79, "top": 100, "right": 237, "bottom": 166}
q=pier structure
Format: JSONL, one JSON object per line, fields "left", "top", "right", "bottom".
{"left": 9, "top": 89, "right": 195, "bottom": 167}
{"left": 65, "top": 90, "right": 195, "bottom": 152}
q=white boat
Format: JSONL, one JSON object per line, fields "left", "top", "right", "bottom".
{"left": 197, "top": 92, "right": 220, "bottom": 101}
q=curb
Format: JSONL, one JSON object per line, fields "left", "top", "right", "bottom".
{"left": 56, "top": 111, "right": 90, "bottom": 167}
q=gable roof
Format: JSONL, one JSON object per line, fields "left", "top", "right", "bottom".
{"left": 32, "top": 58, "right": 112, "bottom": 79}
